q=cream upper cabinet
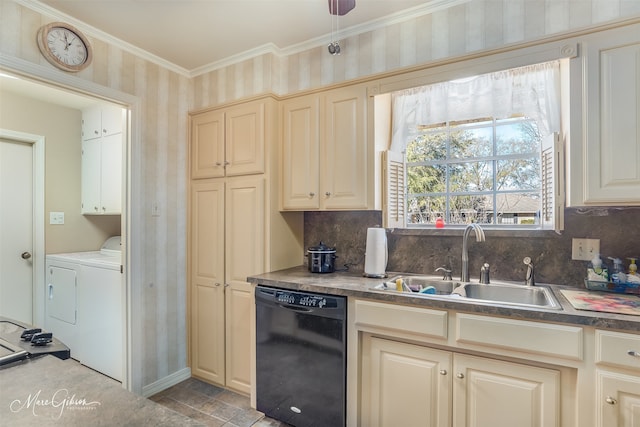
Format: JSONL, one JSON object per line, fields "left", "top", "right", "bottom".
{"left": 281, "top": 95, "right": 320, "bottom": 209}
{"left": 190, "top": 101, "right": 265, "bottom": 179}
{"left": 571, "top": 24, "right": 640, "bottom": 205}
{"left": 81, "top": 105, "right": 124, "bottom": 215}
{"left": 281, "top": 85, "right": 369, "bottom": 210}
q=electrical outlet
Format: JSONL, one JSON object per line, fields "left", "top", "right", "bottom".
{"left": 49, "top": 212, "right": 64, "bottom": 225}
{"left": 151, "top": 202, "right": 160, "bottom": 217}
{"left": 572, "top": 238, "right": 600, "bottom": 261}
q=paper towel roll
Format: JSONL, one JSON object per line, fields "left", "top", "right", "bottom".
{"left": 364, "top": 227, "right": 387, "bottom": 277}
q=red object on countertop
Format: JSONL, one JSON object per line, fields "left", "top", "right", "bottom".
{"left": 435, "top": 217, "right": 445, "bottom": 228}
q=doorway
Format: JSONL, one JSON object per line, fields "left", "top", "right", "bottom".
{"left": 0, "top": 131, "right": 45, "bottom": 325}
{"left": 0, "top": 71, "right": 135, "bottom": 390}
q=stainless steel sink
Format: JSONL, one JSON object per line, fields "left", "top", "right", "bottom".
{"left": 372, "top": 275, "right": 561, "bottom": 310}
{"left": 459, "top": 283, "right": 561, "bottom": 309}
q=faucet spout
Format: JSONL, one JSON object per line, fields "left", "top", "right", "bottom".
{"left": 461, "top": 223, "right": 485, "bottom": 282}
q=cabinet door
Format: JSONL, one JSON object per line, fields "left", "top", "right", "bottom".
{"left": 583, "top": 27, "right": 640, "bottom": 204}
{"left": 361, "top": 335, "right": 452, "bottom": 427}
{"left": 596, "top": 370, "right": 640, "bottom": 427}
{"left": 191, "top": 110, "right": 225, "bottom": 179}
{"left": 82, "top": 107, "right": 101, "bottom": 140}
{"left": 453, "top": 353, "right": 560, "bottom": 427}
{"left": 225, "top": 176, "right": 265, "bottom": 284}
{"left": 189, "top": 180, "right": 226, "bottom": 384}
{"left": 100, "top": 133, "right": 122, "bottom": 214}
{"left": 321, "top": 86, "right": 367, "bottom": 209}
{"left": 281, "top": 95, "right": 320, "bottom": 210}
{"left": 101, "top": 105, "right": 125, "bottom": 137}
{"left": 225, "top": 102, "right": 265, "bottom": 177}
{"left": 225, "top": 281, "right": 254, "bottom": 395}
{"left": 81, "top": 139, "right": 101, "bottom": 214}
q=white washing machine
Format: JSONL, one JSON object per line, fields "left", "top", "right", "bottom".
{"left": 45, "top": 236, "right": 122, "bottom": 380}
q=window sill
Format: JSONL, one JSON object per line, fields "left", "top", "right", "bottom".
{"left": 389, "top": 227, "right": 562, "bottom": 239}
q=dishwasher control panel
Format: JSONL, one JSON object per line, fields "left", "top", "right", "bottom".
{"left": 275, "top": 290, "right": 339, "bottom": 308}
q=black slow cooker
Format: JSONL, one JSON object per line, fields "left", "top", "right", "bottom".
{"left": 307, "top": 242, "right": 337, "bottom": 273}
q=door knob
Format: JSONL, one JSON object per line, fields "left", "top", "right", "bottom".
{"left": 21, "top": 252, "right": 32, "bottom": 260}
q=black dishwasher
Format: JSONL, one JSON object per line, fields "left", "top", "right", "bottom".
{"left": 255, "top": 285, "right": 346, "bottom": 427}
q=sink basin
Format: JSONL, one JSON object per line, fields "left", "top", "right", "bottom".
{"left": 372, "top": 275, "right": 561, "bottom": 310}
{"left": 460, "top": 283, "right": 561, "bottom": 309}
{"left": 375, "top": 276, "right": 457, "bottom": 295}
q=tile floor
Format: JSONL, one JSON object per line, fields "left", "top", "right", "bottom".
{"left": 150, "top": 377, "right": 290, "bottom": 427}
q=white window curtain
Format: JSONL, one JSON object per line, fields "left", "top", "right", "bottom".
{"left": 390, "top": 61, "right": 561, "bottom": 152}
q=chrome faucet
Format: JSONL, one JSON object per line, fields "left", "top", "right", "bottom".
{"left": 461, "top": 223, "right": 485, "bottom": 282}
{"left": 524, "top": 257, "right": 535, "bottom": 286}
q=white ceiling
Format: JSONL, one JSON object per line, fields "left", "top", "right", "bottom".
{"left": 38, "top": 0, "right": 445, "bottom": 72}
{"left": 4, "top": 0, "right": 463, "bottom": 109}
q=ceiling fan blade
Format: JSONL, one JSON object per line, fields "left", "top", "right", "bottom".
{"left": 328, "top": 0, "right": 356, "bottom": 16}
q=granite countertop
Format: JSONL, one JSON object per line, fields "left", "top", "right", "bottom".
{"left": 0, "top": 356, "right": 200, "bottom": 426}
{"left": 248, "top": 266, "right": 640, "bottom": 333}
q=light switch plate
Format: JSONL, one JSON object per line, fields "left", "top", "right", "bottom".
{"left": 572, "top": 238, "right": 600, "bottom": 261}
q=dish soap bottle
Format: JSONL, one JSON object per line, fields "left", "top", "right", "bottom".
{"left": 626, "top": 258, "right": 640, "bottom": 284}
{"left": 588, "top": 254, "right": 608, "bottom": 282}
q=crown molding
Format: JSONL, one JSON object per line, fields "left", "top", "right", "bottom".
{"left": 16, "top": 0, "right": 191, "bottom": 77}
{"left": 18, "top": 0, "right": 468, "bottom": 78}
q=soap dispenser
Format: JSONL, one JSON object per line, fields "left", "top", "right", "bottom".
{"left": 608, "top": 257, "right": 624, "bottom": 275}
{"left": 588, "top": 254, "right": 608, "bottom": 282}
{"left": 628, "top": 258, "right": 638, "bottom": 276}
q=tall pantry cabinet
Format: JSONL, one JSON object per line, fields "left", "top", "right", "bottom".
{"left": 188, "top": 96, "right": 303, "bottom": 395}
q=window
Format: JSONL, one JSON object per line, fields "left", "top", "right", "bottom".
{"left": 384, "top": 60, "right": 564, "bottom": 232}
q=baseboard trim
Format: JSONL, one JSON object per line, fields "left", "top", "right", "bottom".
{"left": 141, "top": 367, "right": 192, "bottom": 398}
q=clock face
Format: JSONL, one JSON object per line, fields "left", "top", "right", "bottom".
{"left": 47, "top": 27, "right": 88, "bottom": 66}
{"left": 37, "top": 23, "right": 92, "bottom": 72}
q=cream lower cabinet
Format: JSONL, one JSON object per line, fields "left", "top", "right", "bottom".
{"left": 281, "top": 84, "right": 369, "bottom": 210}
{"left": 189, "top": 177, "right": 264, "bottom": 395}
{"left": 361, "top": 335, "right": 559, "bottom": 427}
{"left": 595, "top": 330, "right": 640, "bottom": 427}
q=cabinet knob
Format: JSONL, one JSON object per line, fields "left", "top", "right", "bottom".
{"left": 215, "top": 283, "right": 221, "bottom": 287}
{"left": 216, "top": 162, "right": 222, "bottom": 166}
{"left": 224, "top": 161, "right": 230, "bottom": 166}
{"left": 325, "top": 192, "right": 331, "bottom": 197}
{"left": 309, "top": 192, "right": 315, "bottom": 197}
{"left": 94, "top": 206, "right": 99, "bottom": 211}
{"left": 628, "top": 350, "right": 640, "bottom": 357}
{"left": 439, "top": 370, "right": 447, "bottom": 376}
{"left": 605, "top": 396, "right": 617, "bottom": 405}
{"left": 456, "top": 373, "right": 464, "bottom": 379}
{"left": 94, "top": 130, "right": 99, "bottom": 135}
{"left": 21, "top": 252, "right": 32, "bottom": 260}
{"left": 103, "top": 129, "right": 107, "bottom": 134}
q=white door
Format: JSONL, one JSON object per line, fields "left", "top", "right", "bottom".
{"left": 0, "top": 138, "right": 33, "bottom": 324}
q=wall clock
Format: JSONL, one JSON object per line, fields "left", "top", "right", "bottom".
{"left": 36, "top": 22, "right": 92, "bottom": 72}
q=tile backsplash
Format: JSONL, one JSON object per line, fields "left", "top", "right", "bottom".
{"left": 304, "top": 208, "right": 640, "bottom": 288}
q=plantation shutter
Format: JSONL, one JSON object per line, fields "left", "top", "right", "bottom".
{"left": 540, "top": 132, "right": 564, "bottom": 233}
{"left": 383, "top": 150, "right": 406, "bottom": 228}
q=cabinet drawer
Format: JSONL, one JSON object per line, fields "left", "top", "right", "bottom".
{"left": 354, "top": 299, "right": 447, "bottom": 339}
{"left": 596, "top": 330, "right": 640, "bottom": 372}
{"left": 457, "top": 313, "right": 583, "bottom": 360}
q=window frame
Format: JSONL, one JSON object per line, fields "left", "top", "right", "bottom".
{"left": 375, "top": 43, "right": 575, "bottom": 233}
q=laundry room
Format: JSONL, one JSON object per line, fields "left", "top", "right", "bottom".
{"left": 0, "top": 83, "right": 125, "bottom": 381}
